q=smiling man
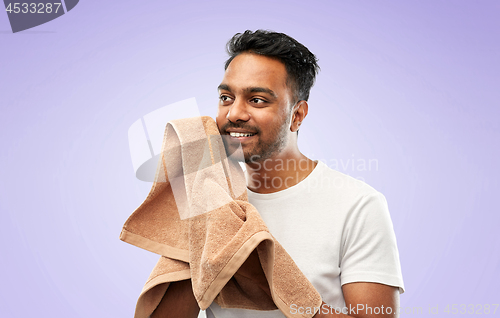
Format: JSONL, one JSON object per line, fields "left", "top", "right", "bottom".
{"left": 216, "top": 49, "right": 316, "bottom": 194}
{"left": 151, "top": 30, "right": 404, "bottom": 318}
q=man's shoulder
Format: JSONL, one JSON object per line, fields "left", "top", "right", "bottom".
{"left": 312, "top": 160, "right": 381, "bottom": 199}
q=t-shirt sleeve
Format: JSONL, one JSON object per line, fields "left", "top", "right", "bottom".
{"left": 339, "top": 191, "right": 405, "bottom": 293}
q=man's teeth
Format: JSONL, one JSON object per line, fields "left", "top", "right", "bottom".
{"left": 230, "top": 132, "right": 255, "bottom": 137}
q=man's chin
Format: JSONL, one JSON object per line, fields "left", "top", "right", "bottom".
{"left": 244, "top": 152, "right": 267, "bottom": 165}
{"left": 220, "top": 135, "right": 244, "bottom": 159}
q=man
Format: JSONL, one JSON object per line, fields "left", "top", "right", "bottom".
{"left": 152, "top": 30, "right": 404, "bottom": 318}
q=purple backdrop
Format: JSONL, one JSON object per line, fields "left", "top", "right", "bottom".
{"left": 1, "top": 1, "right": 499, "bottom": 317}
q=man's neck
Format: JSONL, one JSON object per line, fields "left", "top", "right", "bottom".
{"left": 245, "top": 153, "right": 317, "bottom": 194}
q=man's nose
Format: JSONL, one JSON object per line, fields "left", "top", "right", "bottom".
{"left": 226, "top": 98, "right": 250, "bottom": 122}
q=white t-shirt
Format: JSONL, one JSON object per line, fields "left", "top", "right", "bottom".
{"left": 207, "top": 161, "right": 404, "bottom": 318}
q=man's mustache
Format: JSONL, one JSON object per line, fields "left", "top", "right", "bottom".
{"left": 220, "top": 122, "right": 261, "bottom": 134}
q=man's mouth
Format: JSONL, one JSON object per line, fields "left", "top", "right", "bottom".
{"left": 229, "top": 132, "right": 256, "bottom": 138}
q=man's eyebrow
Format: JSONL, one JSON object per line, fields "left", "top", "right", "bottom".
{"left": 218, "top": 84, "right": 231, "bottom": 92}
{"left": 218, "top": 85, "right": 278, "bottom": 99}
{"left": 245, "top": 87, "right": 277, "bottom": 98}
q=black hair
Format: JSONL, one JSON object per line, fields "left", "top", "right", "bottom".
{"left": 224, "top": 30, "right": 320, "bottom": 103}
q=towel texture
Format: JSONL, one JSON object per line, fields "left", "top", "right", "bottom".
{"left": 120, "top": 116, "right": 322, "bottom": 318}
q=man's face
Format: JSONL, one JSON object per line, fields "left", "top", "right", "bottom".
{"left": 216, "top": 53, "right": 294, "bottom": 163}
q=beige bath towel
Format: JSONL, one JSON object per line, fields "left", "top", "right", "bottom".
{"left": 120, "top": 116, "right": 322, "bottom": 318}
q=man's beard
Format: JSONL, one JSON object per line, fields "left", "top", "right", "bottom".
{"left": 219, "top": 115, "right": 290, "bottom": 164}
{"left": 244, "top": 116, "right": 289, "bottom": 164}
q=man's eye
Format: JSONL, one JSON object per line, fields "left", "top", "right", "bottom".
{"left": 250, "top": 98, "right": 266, "bottom": 104}
{"left": 219, "top": 95, "right": 233, "bottom": 103}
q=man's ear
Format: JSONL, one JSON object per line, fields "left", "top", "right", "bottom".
{"left": 290, "top": 100, "right": 308, "bottom": 132}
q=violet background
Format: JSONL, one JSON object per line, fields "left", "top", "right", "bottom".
{"left": 1, "top": 1, "right": 499, "bottom": 317}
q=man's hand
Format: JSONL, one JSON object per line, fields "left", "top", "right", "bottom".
{"left": 151, "top": 279, "right": 200, "bottom": 318}
{"left": 314, "top": 282, "right": 400, "bottom": 318}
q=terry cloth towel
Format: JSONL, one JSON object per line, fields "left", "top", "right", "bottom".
{"left": 120, "top": 116, "right": 322, "bottom": 318}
